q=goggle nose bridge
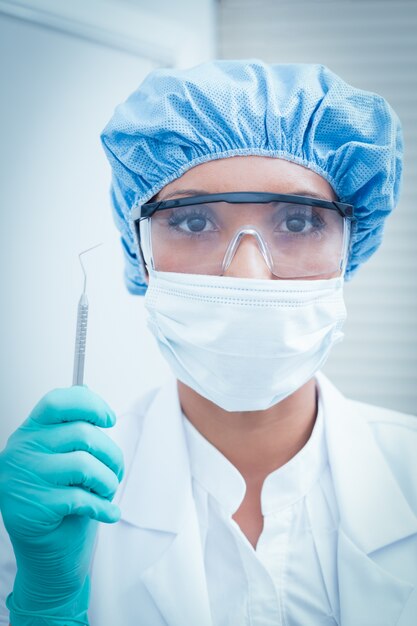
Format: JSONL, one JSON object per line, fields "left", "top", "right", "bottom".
{"left": 221, "top": 227, "right": 274, "bottom": 274}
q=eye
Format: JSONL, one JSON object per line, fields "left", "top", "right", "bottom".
{"left": 168, "top": 207, "right": 217, "bottom": 234}
{"left": 276, "top": 207, "right": 325, "bottom": 235}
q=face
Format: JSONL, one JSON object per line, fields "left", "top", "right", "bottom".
{"left": 144, "top": 156, "right": 341, "bottom": 281}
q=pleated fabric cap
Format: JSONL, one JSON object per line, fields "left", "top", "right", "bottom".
{"left": 101, "top": 59, "right": 403, "bottom": 295}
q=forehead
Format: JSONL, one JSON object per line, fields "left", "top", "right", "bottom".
{"left": 156, "top": 156, "right": 338, "bottom": 202}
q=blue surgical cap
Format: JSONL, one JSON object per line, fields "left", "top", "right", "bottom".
{"left": 101, "top": 59, "right": 403, "bottom": 295}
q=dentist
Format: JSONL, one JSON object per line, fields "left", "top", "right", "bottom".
{"left": 1, "top": 60, "right": 416, "bottom": 626}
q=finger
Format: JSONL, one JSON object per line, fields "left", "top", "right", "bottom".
{"left": 35, "top": 421, "right": 124, "bottom": 481}
{"left": 41, "top": 451, "right": 121, "bottom": 500}
{"left": 28, "top": 386, "right": 117, "bottom": 428}
{"left": 54, "top": 486, "right": 121, "bottom": 524}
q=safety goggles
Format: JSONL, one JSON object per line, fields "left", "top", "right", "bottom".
{"left": 131, "top": 192, "right": 355, "bottom": 279}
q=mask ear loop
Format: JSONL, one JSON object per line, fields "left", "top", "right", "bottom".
{"left": 221, "top": 228, "right": 274, "bottom": 274}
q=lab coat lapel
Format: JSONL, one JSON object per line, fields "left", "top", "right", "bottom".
{"left": 336, "top": 528, "right": 413, "bottom": 626}
{"left": 141, "top": 501, "right": 212, "bottom": 626}
{"left": 118, "top": 377, "right": 212, "bottom": 626}
{"left": 316, "top": 373, "right": 417, "bottom": 626}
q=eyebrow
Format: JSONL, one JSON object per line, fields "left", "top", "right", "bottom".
{"left": 157, "top": 188, "right": 214, "bottom": 201}
{"left": 156, "top": 187, "right": 336, "bottom": 202}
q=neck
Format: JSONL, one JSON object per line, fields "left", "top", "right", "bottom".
{"left": 177, "top": 377, "right": 318, "bottom": 485}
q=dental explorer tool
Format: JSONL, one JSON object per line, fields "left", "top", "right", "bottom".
{"left": 72, "top": 243, "right": 102, "bottom": 386}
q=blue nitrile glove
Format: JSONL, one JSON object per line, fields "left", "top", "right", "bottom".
{"left": 0, "top": 385, "right": 124, "bottom": 626}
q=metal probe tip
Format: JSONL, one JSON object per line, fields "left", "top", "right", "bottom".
{"left": 78, "top": 242, "right": 103, "bottom": 294}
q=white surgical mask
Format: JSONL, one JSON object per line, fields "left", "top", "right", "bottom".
{"left": 144, "top": 268, "right": 347, "bottom": 412}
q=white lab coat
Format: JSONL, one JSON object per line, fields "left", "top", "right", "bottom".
{"left": 1, "top": 371, "right": 417, "bottom": 626}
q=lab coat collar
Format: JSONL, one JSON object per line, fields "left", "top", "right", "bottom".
{"left": 315, "top": 371, "right": 417, "bottom": 554}
{"left": 120, "top": 371, "right": 417, "bottom": 549}
{"left": 314, "top": 373, "right": 417, "bottom": 625}
{"left": 118, "top": 376, "right": 213, "bottom": 626}
{"left": 118, "top": 376, "right": 192, "bottom": 532}
{"left": 118, "top": 372, "right": 417, "bottom": 626}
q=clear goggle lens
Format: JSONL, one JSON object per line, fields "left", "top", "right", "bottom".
{"left": 138, "top": 199, "right": 352, "bottom": 279}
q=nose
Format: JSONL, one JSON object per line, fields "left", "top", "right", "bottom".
{"left": 222, "top": 233, "right": 275, "bottom": 280}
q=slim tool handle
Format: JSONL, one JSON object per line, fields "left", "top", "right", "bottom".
{"left": 72, "top": 293, "right": 89, "bottom": 386}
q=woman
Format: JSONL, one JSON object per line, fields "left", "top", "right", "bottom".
{"left": 1, "top": 60, "right": 416, "bottom": 626}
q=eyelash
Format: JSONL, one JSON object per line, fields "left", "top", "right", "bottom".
{"left": 279, "top": 208, "right": 325, "bottom": 229}
{"left": 167, "top": 207, "right": 216, "bottom": 230}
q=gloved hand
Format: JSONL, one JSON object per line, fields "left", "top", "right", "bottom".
{"left": 0, "top": 385, "right": 124, "bottom": 626}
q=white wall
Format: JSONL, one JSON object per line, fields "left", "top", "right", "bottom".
{"left": 0, "top": 0, "right": 216, "bottom": 449}
{"left": 219, "top": 0, "right": 417, "bottom": 414}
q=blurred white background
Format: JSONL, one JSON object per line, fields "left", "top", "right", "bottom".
{"left": 0, "top": 0, "right": 216, "bottom": 448}
{"left": 0, "top": 0, "right": 415, "bottom": 449}
{"left": 217, "top": 0, "right": 417, "bottom": 413}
